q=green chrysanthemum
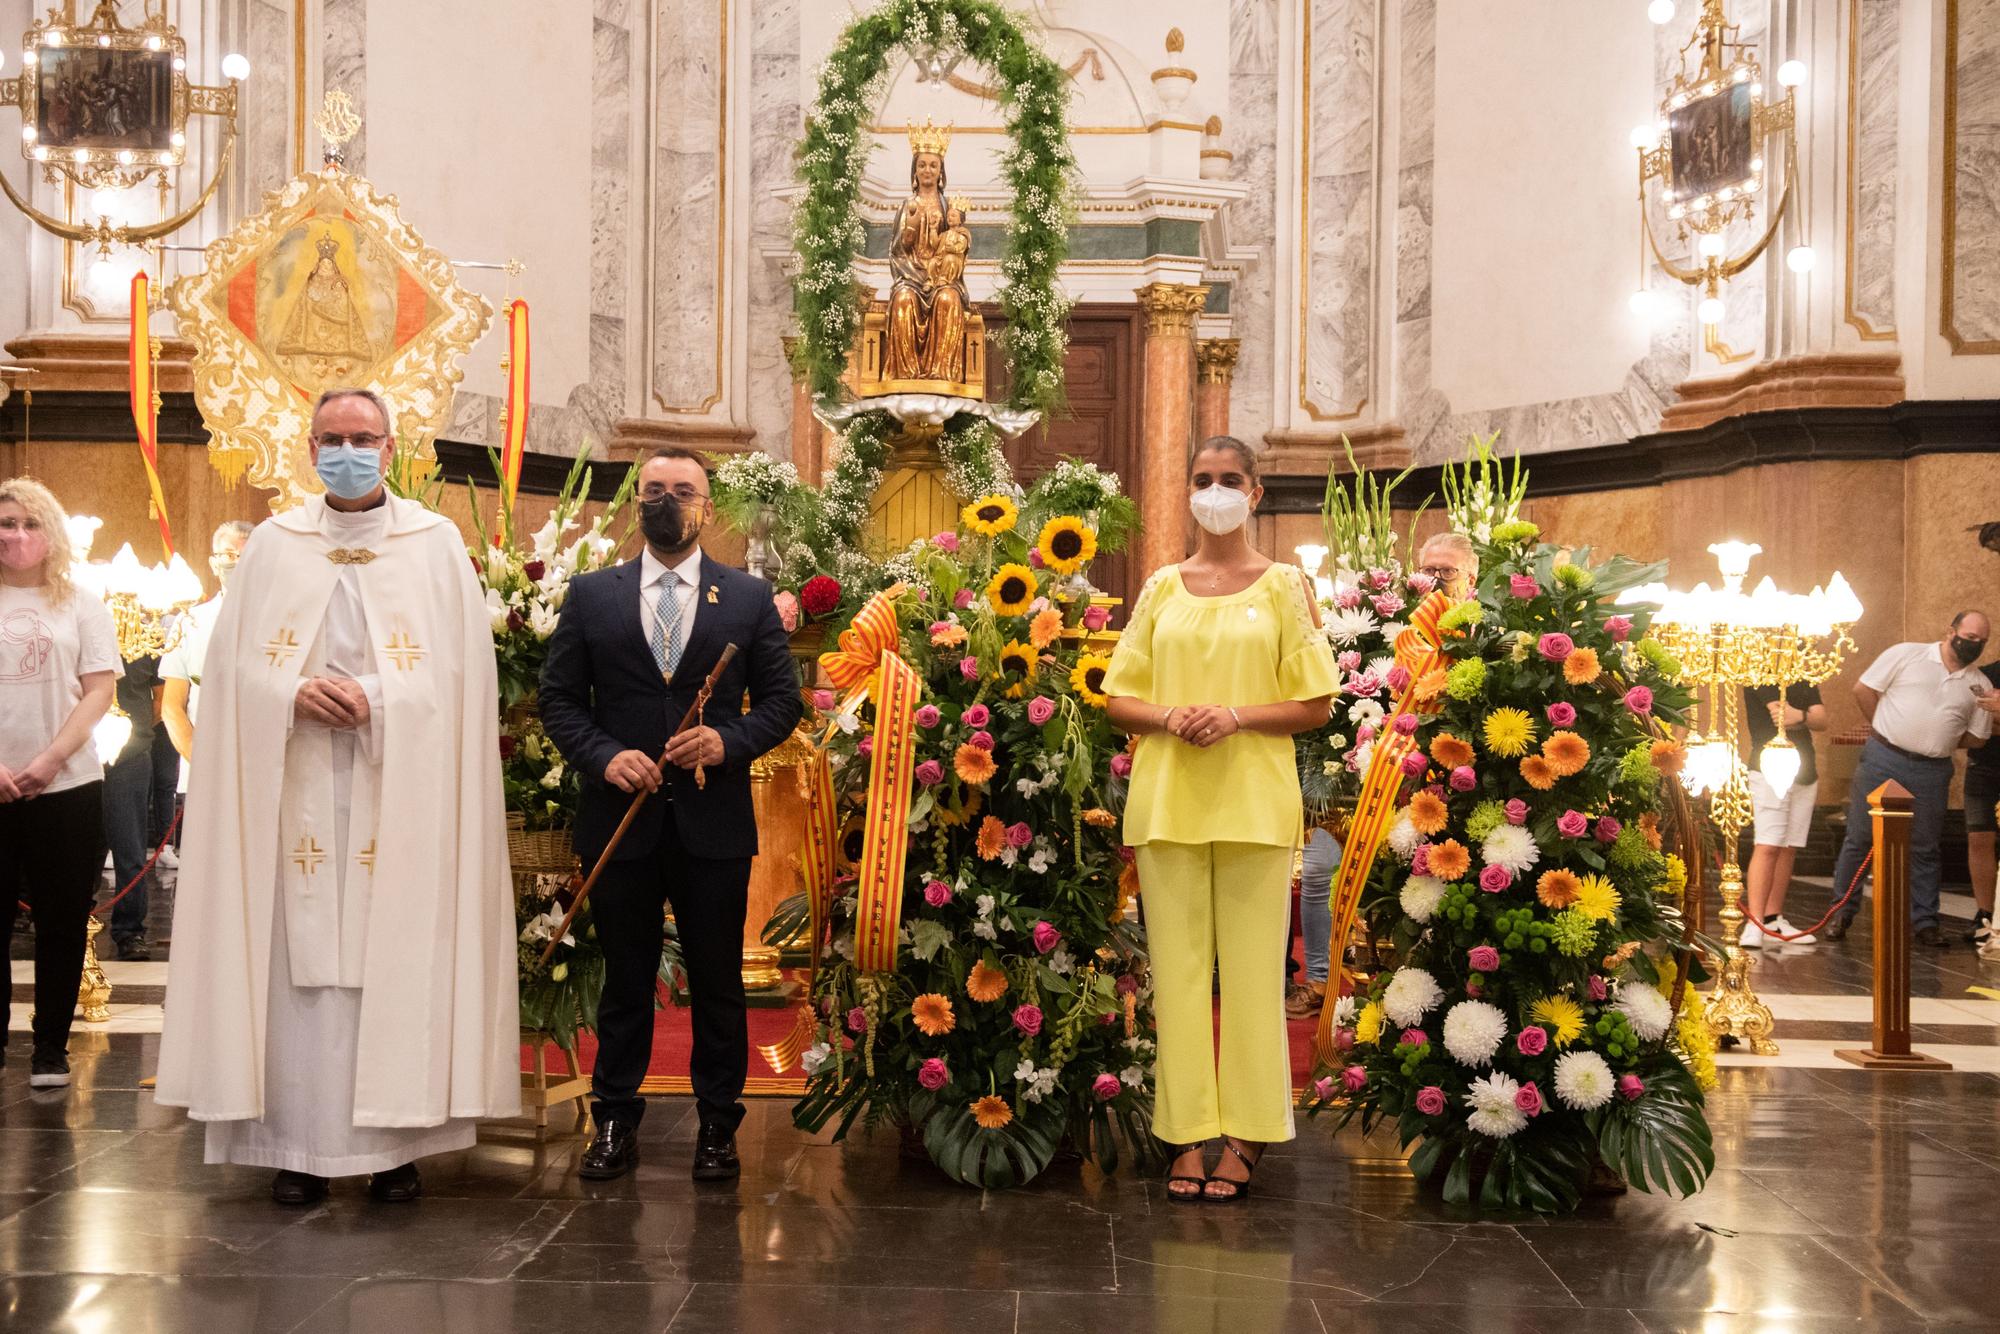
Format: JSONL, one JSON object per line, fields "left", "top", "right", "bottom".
{"left": 1464, "top": 799, "right": 1509, "bottom": 843}
{"left": 1619, "top": 745, "right": 1661, "bottom": 789}
{"left": 1554, "top": 563, "right": 1594, "bottom": 591}
{"left": 1493, "top": 520, "right": 1541, "bottom": 545}
{"left": 1637, "top": 639, "right": 1680, "bottom": 676}
{"left": 1610, "top": 826, "right": 1661, "bottom": 871}
{"left": 1446, "top": 659, "right": 1488, "bottom": 700}
{"left": 1551, "top": 907, "right": 1598, "bottom": 958}
{"left": 1440, "top": 601, "right": 1485, "bottom": 631}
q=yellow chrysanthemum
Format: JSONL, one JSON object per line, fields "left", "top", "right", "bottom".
{"left": 971, "top": 1094, "right": 1014, "bottom": 1129}
{"left": 1482, "top": 707, "right": 1536, "bottom": 758}
{"left": 1070, "top": 654, "right": 1111, "bottom": 708}
{"left": 996, "top": 639, "right": 1039, "bottom": 698}
{"left": 1528, "top": 994, "right": 1586, "bottom": 1048}
{"left": 1035, "top": 516, "right": 1099, "bottom": 576}
{"left": 987, "top": 564, "right": 1038, "bottom": 616}
{"left": 1354, "top": 1001, "right": 1385, "bottom": 1045}
{"left": 1664, "top": 853, "right": 1688, "bottom": 898}
{"left": 1029, "top": 608, "right": 1065, "bottom": 649}
{"left": 1575, "top": 873, "right": 1622, "bottom": 923}
{"left": 963, "top": 494, "right": 1018, "bottom": 537}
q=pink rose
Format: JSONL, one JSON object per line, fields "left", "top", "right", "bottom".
{"left": 1478, "top": 864, "right": 1512, "bottom": 893}
{"left": 1595, "top": 816, "right": 1623, "bottom": 844}
{"left": 1399, "top": 1028, "right": 1428, "bottom": 1048}
{"left": 915, "top": 759, "right": 945, "bottom": 787}
{"left": 1006, "top": 821, "right": 1034, "bottom": 848}
{"left": 1412, "top": 846, "right": 1433, "bottom": 876}
{"left": 812, "top": 689, "right": 837, "bottom": 712}
{"left": 1092, "top": 1073, "right": 1122, "bottom": 1101}
{"left": 1509, "top": 574, "right": 1539, "bottom": 599}
{"left": 857, "top": 736, "right": 874, "bottom": 759}
{"left": 962, "top": 704, "right": 991, "bottom": 728}
{"left": 1515, "top": 1081, "right": 1544, "bottom": 1116}
{"left": 1400, "top": 751, "right": 1429, "bottom": 778}
{"left": 1588, "top": 975, "right": 1609, "bottom": 1001}
{"left": 1466, "top": 982, "right": 1484, "bottom": 998}
{"left": 1083, "top": 605, "right": 1111, "bottom": 631}
{"left": 1026, "top": 547, "right": 1044, "bottom": 569}
{"left": 1032, "top": 921, "right": 1061, "bottom": 954}
{"left": 1337, "top": 650, "right": 1363, "bottom": 672}
{"left": 1333, "top": 1028, "right": 1355, "bottom": 1052}
{"left": 1516, "top": 1025, "right": 1548, "bottom": 1056}
{"left": 1467, "top": 945, "right": 1500, "bottom": 972}
{"left": 970, "top": 730, "right": 995, "bottom": 752}
{"left": 959, "top": 655, "right": 981, "bottom": 680}
{"left": 918, "top": 1057, "right": 950, "bottom": 1090}
{"left": 1012, "top": 1004, "right": 1044, "bottom": 1036}
{"left": 847, "top": 1006, "right": 868, "bottom": 1033}
{"left": 1618, "top": 1074, "right": 1646, "bottom": 1101}
{"left": 1110, "top": 752, "right": 1133, "bottom": 778}
{"left": 1026, "top": 695, "right": 1056, "bottom": 725}
{"left": 1415, "top": 1085, "right": 1447, "bottom": 1116}
{"left": 1387, "top": 665, "right": 1413, "bottom": 694}
{"left": 1606, "top": 615, "right": 1633, "bottom": 642}
{"left": 1116, "top": 973, "right": 1140, "bottom": 996}
{"left": 1624, "top": 685, "right": 1654, "bottom": 715}
{"left": 1392, "top": 712, "right": 1420, "bottom": 737}
{"left": 1341, "top": 1064, "right": 1369, "bottom": 1093}
{"left": 933, "top": 530, "right": 960, "bottom": 553}
{"left": 1537, "top": 633, "right": 1575, "bottom": 662}
{"left": 1336, "top": 587, "right": 1364, "bottom": 610}
{"left": 915, "top": 703, "right": 941, "bottom": 728}
{"left": 1504, "top": 799, "right": 1529, "bottom": 826}
{"left": 1450, "top": 765, "right": 1477, "bottom": 792}
{"left": 954, "top": 588, "right": 977, "bottom": 610}
{"left": 1314, "top": 1076, "right": 1336, "bottom": 1100}
{"left": 1546, "top": 702, "right": 1577, "bottom": 727}
{"left": 1372, "top": 593, "right": 1405, "bottom": 619}
{"left": 923, "top": 878, "right": 951, "bottom": 907}
{"left": 1557, "top": 809, "right": 1589, "bottom": 839}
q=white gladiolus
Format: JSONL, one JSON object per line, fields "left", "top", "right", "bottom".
{"left": 1442, "top": 1000, "right": 1509, "bottom": 1067}
{"left": 484, "top": 587, "right": 512, "bottom": 633}
{"left": 1553, "top": 1050, "right": 1616, "bottom": 1110}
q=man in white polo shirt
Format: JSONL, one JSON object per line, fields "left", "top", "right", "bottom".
{"left": 1827, "top": 611, "right": 2000, "bottom": 945}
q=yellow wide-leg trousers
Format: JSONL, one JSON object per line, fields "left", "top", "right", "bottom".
{"left": 1135, "top": 840, "right": 1297, "bottom": 1145}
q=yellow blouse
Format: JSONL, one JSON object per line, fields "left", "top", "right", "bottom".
{"left": 1101, "top": 563, "right": 1342, "bottom": 849}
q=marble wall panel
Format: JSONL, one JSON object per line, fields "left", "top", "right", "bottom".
{"left": 747, "top": 9, "right": 801, "bottom": 462}
{"left": 1947, "top": 0, "right": 2000, "bottom": 350}
{"left": 1300, "top": 0, "right": 1375, "bottom": 421}
{"left": 323, "top": 0, "right": 365, "bottom": 173}
{"left": 239, "top": 0, "right": 293, "bottom": 204}
{"left": 1847, "top": 0, "right": 1899, "bottom": 337}
{"left": 652, "top": 0, "right": 727, "bottom": 413}
{"left": 1228, "top": 0, "right": 1278, "bottom": 447}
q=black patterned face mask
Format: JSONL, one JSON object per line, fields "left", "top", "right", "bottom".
{"left": 639, "top": 494, "right": 688, "bottom": 551}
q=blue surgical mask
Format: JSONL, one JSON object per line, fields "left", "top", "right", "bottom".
{"left": 315, "top": 443, "right": 384, "bottom": 500}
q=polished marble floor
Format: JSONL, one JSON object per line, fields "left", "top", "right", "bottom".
{"left": 7, "top": 880, "right": 2000, "bottom": 1332}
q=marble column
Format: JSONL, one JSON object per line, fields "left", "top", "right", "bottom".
{"left": 781, "top": 334, "right": 823, "bottom": 483}
{"left": 1135, "top": 283, "right": 1209, "bottom": 582}
{"left": 1194, "top": 338, "right": 1240, "bottom": 442}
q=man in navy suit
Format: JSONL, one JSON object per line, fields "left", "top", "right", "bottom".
{"left": 540, "top": 447, "right": 802, "bottom": 1181}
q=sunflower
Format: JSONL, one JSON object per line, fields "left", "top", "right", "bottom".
{"left": 1482, "top": 707, "right": 1536, "bottom": 758}
{"left": 1408, "top": 790, "right": 1450, "bottom": 836}
{"left": 963, "top": 494, "right": 1018, "bottom": 537}
{"left": 1562, "top": 646, "right": 1602, "bottom": 685}
{"left": 975, "top": 815, "right": 1008, "bottom": 860}
{"left": 934, "top": 790, "right": 983, "bottom": 828}
{"left": 955, "top": 743, "right": 998, "bottom": 787}
{"left": 1528, "top": 994, "right": 1586, "bottom": 1048}
{"left": 1035, "top": 516, "right": 1098, "bottom": 575}
{"left": 1535, "top": 868, "right": 1582, "bottom": 909}
{"left": 1029, "top": 608, "right": 1065, "bottom": 650}
{"left": 1649, "top": 738, "right": 1685, "bottom": 777}
{"left": 996, "top": 639, "right": 1039, "bottom": 698}
{"left": 966, "top": 959, "right": 1009, "bottom": 1003}
{"left": 1429, "top": 732, "right": 1475, "bottom": 769}
{"left": 1520, "top": 755, "right": 1559, "bottom": 791}
{"left": 1427, "top": 839, "right": 1471, "bottom": 881}
{"left": 1071, "top": 654, "right": 1111, "bottom": 707}
{"left": 1574, "top": 873, "right": 1622, "bottom": 922}
{"left": 987, "top": 564, "right": 1038, "bottom": 616}
{"left": 912, "top": 993, "right": 956, "bottom": 1037}
{"left": 1544, "top": 730, "right": 1591, "bottom": 777}
{"left": 971, "top": 1094, "right": 1014, "bottom": 1130}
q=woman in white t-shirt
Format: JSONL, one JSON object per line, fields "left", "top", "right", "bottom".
{"left": 0, "top": 478, "right": 121, "bottom": 1089}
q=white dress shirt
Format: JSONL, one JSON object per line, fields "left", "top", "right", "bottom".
{"left": 1860, "top": 640, "right": 1994, "bottom": 758}
{"left": 638, "top": 544, "right": 703, "bottom": 666}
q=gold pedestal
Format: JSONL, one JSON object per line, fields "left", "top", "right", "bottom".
{"left": 742, "top": 945, "right": 787, "bottom": 992}
{"left": 78, "top": 916, "right": 112, "bottom": 1023}
{"left": 1702, "top": 857, "right": 1777, "bottom": 1054}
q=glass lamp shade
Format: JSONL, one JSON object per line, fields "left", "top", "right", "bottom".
{"left": 1680, "top": 730, "right": 1713, "bottom": 795}
{"left": 160, "top": 553, "right": 205, "bottom": 606}
{"left": 65, "top": 514, "right": 102, "bottom": 560}
{"left": 1825, "top": 571, "right": 1863, "bottom": 624}
{"left": 1293, "top": 544, "right": 1329, "bottom": 578}
{"left": 104, "top": 543, "right": 146, "bottom": 597}
{"left": 1759, "top": 734, "right": 1801, "bottom": 797}
{"left": 92, "top": 708, "right": 132, "bottom": 765}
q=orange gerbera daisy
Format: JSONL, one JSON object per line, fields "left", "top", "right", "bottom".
{"left": 1638, "top": 811, "right": 1663, "bottom": 850}
{"left": 1029, "top": 608, "right": 1065, "bottom": 650}
{"left": 1544, "top": 730, "right": 1591, "bottom": 777}
{"left": 1082, "top": 808, "right": 1118, "bottom": 827}
{"left": 1562, "top": 646, "right": 1602, "bottom": 685}
{"left": 1520, "top": 754, "right": 1559, "bottom": 790}
{"left": 1429, "top": 733, "right": 1475, "bottom": 770}
{"left": 1536, "top": 868, "right": 1582, "bottom": 909}
{"left": 1427, "top": 839, "right": 1471, "bottom": 881}
{"left": 931, "top": 621, "right": 968, "bottom": 648}
{"left": 1408, "top": 790, "right": 1450, "bottom": 836}
{"left": 966, "top": 960, "right": 1009, "bottom": 1003}
{"left": 955, "top": 743, "right": 997, "bottom": 787}
{"left": 971, "top": 1095, "right": 1014, "bottom": 1130}
{"left": 975, "top": 815, "right": 1008, "bottom": 860}
{"left": 1413, "top": 667, "right": 1449, "bottom": 702}
{"left": 1650, "top": 738, "right": 1685, "bottom": 776}
{"left": 912, "top": 993, "right": 956, "bottom": 1037}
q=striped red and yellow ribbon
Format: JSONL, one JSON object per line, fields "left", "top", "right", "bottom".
{"left": 499, "top": 299, "right": 530, "bottom": 511}
{"left": 799, "top": 746, "right": 838, "bottom": 973}
{"left": 127, "top": 272, "right": 174, "bottom": 557}
{"left": 852, "top": 648, "right": 920, "bottom": 972}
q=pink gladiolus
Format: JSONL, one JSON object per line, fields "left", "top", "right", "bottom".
{"left": 915, "top": 759, "right": 944, "bottom": 787}
{"left": 1032, "top": 921, "right": 1061, "bottom": 954}
{"left": 1012, "top": 1004, "right": 1045, "bottom": 1036}
{"left": 1624, "top": 685, "right": 1654, "bottom": 715}
{"left": 1026, "top": 696, "right": 1056, "bottom": 725}
{"left": 1509, "top": 574, "right": 1539, "bottom": 598}
{"left": 1537, "top": 633, "right": 1575, "bottom": 662}
{"left": 915, "top": 704, "right": 941, "bottom": 728}
{"left": 970, "top": 730, "right": 995, "bottom": 752}
{"left": 813, "top": 690, "right": 837, "bottom": 712}
{"left": 1083, "top": 604, "right": 1111, "bottom": 631}
{"left": 1392, "top": 712, "right": 1420, "bottom": 736}
{"left": 1341, "top": 1064, "right": 1369, "bottom": 1093}
{"left": 1588, "top": 975, "right": 1609, "bottom": 1001}
{"left": 1468, "top": 945, "right": 1500, "bottom": 972}
{"left": 1504, "top": 798, "right": 1529, "bottom": 825}
{"left": 1516, "top": 1026, "right": 1548, "bottom": 1056}
{"left": 1006, "top": 821, "right": 1034, "bottom": 848}
{"left": 1546, "top": 701, "right": 1577, "bottom": 727}
{"left": 1515, "top": 1082, "right": 1544, "bottom": 1116}
{"left": 1618, "top": 1074, "right": 1646, "bottom": 1101}
{"left": 1400, "top": 751, "right": 1428, "bottom": 777}
{"left": 1415, "top": 1085, "right": 1447, "bottom": 1116}
{"left": 847, "top": 1007, "right": 868, "bottom": 1033}
{"left": 1450, "top": 765, "right": 1477, "bottom": 792}
{"left": 1596, "top": 816, "right": 1623, "bottom": 844}
{"left": 1606, "top": 615, "right": 1633, "bottom": 642}
{"left": 1110, "top": 752, "right": 1133, "bottom": 778}
{"left": 918, "top": 1057, "right": 950, "bottom": 1090}
{"left": 933, "top": 530, "right": 960, "bottom": 553}
{"left": 1092, "top": 1073, "right": 1122, "bottom": 1102}
{"left": 954, "top": 588, "right": 977, "bottom": 609}
{"left": 1557, "top": 809, "right": 1589, "bottom": 839}
{"left": 959, "top": 656, "right": 980, "bottom": 680}
{"left": 1478, "top": 864, "right": 1512, "bottom": 894}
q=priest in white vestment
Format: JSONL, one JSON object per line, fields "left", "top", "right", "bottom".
{"left": 156, "top": 388, "right": 518, "bottom": 1205}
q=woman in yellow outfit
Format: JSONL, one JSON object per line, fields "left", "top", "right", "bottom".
{"left": 1102, "top": 437, "right": 1340, "bottom": 1202}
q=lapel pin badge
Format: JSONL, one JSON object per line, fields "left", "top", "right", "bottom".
{"left": 706, "top": 585, "right": 720, "bottom": 604}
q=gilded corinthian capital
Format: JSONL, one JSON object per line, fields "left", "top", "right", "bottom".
{"left": 1135, "top": 283, "right": 1209, "bottom": 339}
{"left": 1195, "top": 338, "right": 1241, "bottom": 385}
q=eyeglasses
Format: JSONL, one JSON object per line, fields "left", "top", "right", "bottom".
{"left": 640, "top": 484, "right": 710, "bottom": 504}
{"left": 313, "top": 432, "right": 388, "bottom": 451}
{"left": 1419, "top": 565, "right": 1463, "bottom": 581}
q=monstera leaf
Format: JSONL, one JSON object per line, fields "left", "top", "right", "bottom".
{"left": 920, "top": 1096, "right": 1064, "bottom": 1189}
{"left": 1591, "top": 1060, "right": 1714, "bottom": 1198}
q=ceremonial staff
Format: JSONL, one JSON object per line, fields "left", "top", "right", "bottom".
{"left": 540, "top": 642, "right": 739, "bottom": 965}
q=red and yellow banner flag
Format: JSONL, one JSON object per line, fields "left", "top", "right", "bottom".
{"left": 500, "top": 299, "right": 530, "bottom": 511}
{"left": 128, "top": 272, "right": 174, "bottom": 557}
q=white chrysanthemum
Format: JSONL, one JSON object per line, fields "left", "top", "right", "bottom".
{"left": 1615, "top": 983, "right": 1673, "bottom": 1042}
{"left": 1332, "top": 994, "right": 1357, "bottom": 1029}
{"left": 1441, "top": 1000, "right": 1510, "bottom": 1067}
{"left": 1323, "top": 606, "right": 1379, "bottom": 646}
{"left": 1381, "top": 967, "right": 1445, "bottom": 1029}
{"left": 1366, "top": 655, "right": 1397, "bottom": 681}
{"left": 1553, "top": 1050, "right": 1616, "bottom": 1110}
{"left": 1480, "top": 824, "right": 1541, "bottom": 876}
{"left": 1464, "top": 1071, "right": 1528, "bottom": 1138}
{"left": 1386, "top": 812, "right": 1421, "bottom": 860}
{"left": 1399, "top": 874, "right": 1447, "bottom": 923}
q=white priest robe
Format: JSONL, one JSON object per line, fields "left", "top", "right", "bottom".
{"left": 156, "top": 494, "right": 519, "bottom": 1175}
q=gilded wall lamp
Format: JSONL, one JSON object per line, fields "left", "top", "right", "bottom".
{"left": 0, "top": 1, "right": 245, "bottom": 254}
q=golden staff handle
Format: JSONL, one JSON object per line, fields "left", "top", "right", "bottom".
{"left": 539, "top": 642, "right": 740, "bottom": 966}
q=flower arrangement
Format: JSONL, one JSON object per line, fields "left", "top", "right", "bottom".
{"left": 788, "top": 463, "right": 1155, "bottom": 1188}
{"left": 1302, "top": 458, "right": 1716, "bottom": 1213}
{"left": 515, "top": 871, "right": 604, "bottom": 1052}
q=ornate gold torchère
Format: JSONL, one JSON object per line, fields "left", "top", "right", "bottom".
{"left": 1621, "top": 542, "right": 1862, "bottom": 1054}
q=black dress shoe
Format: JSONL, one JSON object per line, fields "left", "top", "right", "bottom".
{"left": 1915, "top": 925, "right": 1949, "bottom": 948}
{"left": 115, "top": 936, "right": 151, "bottom": 961}
{"left": 368, "top": 1162, "right": 422, "bottom": 1202}
{"left": 1825, "top": 917, "right": 1852, "bottom": 942}
{"left": 271, "top": 1170, "right": 329, "bottom": 1205}
{"left": 579, "top": 1119, "right": 639, "bottom": 1180}
{"left": 692, "top": 1123, "right": 740, "bottom": 1182}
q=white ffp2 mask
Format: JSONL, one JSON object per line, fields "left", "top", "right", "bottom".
{"left": 1189, "top": 484, "right": 1252, "bottom": 535}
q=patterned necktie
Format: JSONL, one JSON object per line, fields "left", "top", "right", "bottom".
{"left": 649, "top": 570, "right": 684, "bottom": 677}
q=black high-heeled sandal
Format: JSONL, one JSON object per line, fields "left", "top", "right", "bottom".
{"left": 1204, "top": 1138, "right": 1264, "bottom": 1202}
{"left": 1163, "top": 1141, "right": 1212, "bottom": 1203}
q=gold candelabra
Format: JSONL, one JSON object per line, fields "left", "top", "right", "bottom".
{"left": 67, "top": 521, "right": 205, "bottom": 661}
{"left": 1623, "top": 541, "right": 1861, "bottom": 1055}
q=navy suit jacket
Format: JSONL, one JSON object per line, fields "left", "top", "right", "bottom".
{"left": 538, "top": 552, "right": 802, "bottom": 864}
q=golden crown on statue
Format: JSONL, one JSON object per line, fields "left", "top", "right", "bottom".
{"left": 907, "top": 117, "right": 952, "bottom": 156}
{"left": 947, "top": 194, "right": 972, "bottom": 216}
